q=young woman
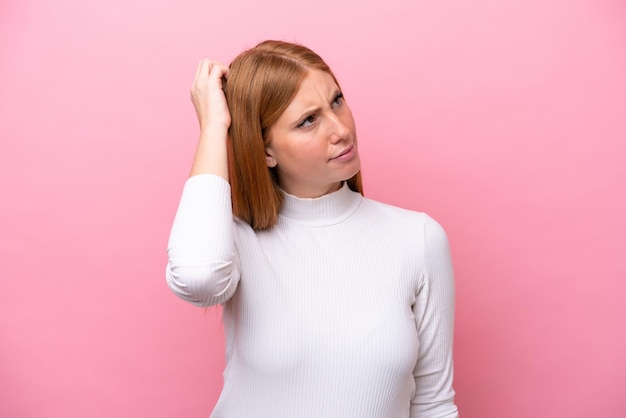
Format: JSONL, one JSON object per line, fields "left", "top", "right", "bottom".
{"left": 166, "top": 40, "right": 459, "bottom": 418}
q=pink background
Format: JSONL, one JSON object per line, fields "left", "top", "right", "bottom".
{"left": 1, "top": 0, "right": 625, "bottom": 417}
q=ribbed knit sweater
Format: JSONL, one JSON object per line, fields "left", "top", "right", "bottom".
{"left": 166, "top": 174, "right": 458, "bottom": 418}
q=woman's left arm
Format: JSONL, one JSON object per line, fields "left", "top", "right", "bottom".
{"left": 410, "top": 214, "right": 459, "bottom": 418}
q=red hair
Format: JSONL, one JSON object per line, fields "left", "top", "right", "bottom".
{"left": 224, "top": 40, "right": 363, "bottom": 231}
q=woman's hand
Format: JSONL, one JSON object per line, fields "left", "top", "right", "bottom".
{"left": 190, "top": 59, "right": 231, "bottom": 130}
{"left": 188, "top": 60, "right": 230, "bottom": 179}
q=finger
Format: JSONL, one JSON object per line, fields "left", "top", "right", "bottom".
{"left": 192, "top": 60, "right": 205, "bottom": 91}
{"left": 197, "top": 59, "right": 217, "bottom": 81}
{"left": 195, "top": 59, "right": 210, "bottom": 81}
{"left": 219, "top": 63, "right": 229, "bottom": 79}
{"left": 208, "top": 63, "right": 229, "bottom": 85}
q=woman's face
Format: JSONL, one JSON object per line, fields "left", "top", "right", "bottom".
{"left": 265, "top": 69, "right": 360, "bottom": 198}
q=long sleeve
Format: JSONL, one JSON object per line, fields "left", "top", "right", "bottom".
{"left": 166, "top": 183, "right": 459, "bottom": 417}
{"left": 410, "top": 215, "right": 458, "bottom": 418}
{"left": 165, "top": 174, "right": 240, "bottom": 307}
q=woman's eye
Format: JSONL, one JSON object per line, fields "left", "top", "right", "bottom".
{"left": 297, "top": 115, "right": 316, "bottom": 128}
{"left": 332, "top": 92, "right": 344, "bottom": 107}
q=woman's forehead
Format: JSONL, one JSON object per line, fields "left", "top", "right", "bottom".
{"left": 288, "top": 71, "right": 339, "bottom": 109}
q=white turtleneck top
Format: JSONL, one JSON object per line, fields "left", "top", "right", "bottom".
{"left": 166, "top": 174, "right": 458, "bottom": 418}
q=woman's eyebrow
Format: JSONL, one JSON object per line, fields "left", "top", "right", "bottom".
{"left": 291, "top": 89, "right": 341, "bottom": 125}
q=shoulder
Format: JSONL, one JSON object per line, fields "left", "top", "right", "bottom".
{"left": 358, "top": 196, "right": 430, "bottom": 227}
{"left": 359, "top": 197, "right": 450, "bottom": 247}
{"left": 421, "top": 213, "right": 449, "bottom": 246}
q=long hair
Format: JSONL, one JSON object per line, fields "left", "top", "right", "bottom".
{"left": 224, "top": 40, "right": 363, "bottom": 231}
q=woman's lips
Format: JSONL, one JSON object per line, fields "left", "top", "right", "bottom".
{"left": 330, "top": 145, "right": 356, "bottom": 162}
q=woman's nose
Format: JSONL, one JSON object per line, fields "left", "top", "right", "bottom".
{"left": 328, "top": 113, "right": 350, "bottom": 143}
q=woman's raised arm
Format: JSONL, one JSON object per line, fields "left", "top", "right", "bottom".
{"left": 165, "top": 60, "right": 240, "bottom": 307}
{"left": 189, "top": 59, "right": 230, "bottom": 179}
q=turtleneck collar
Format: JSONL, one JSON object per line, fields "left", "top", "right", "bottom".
{"left": 278, "top": 182, "right": 362, "bottom": 227}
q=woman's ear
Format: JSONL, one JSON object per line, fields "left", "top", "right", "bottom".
{"left": 265, "top": 147, "right": 277, "bottom": 168}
